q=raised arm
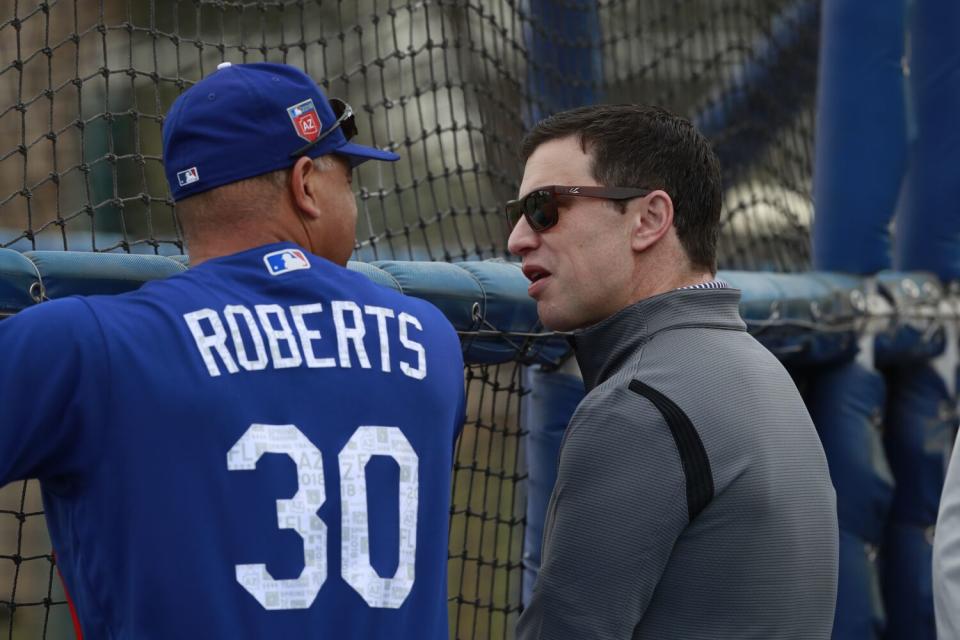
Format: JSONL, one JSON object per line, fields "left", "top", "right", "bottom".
{"left": 0, "top": 298, "right": 105, "bottom": 486}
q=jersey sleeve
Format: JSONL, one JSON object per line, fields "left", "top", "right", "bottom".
{"left": 453, "top": 376, "right": 466, "bottom": 443}
{"left": 413, "top": 297, "right": 465, "bottom": 450}
{"left": 516, "top": 384, "right": 691, "bottom": 640}
{"left": 934, "top": 429, "right": 960, "bottom": 638}
{"left": 450, "top": 332, "right": 466, "bottom": 446}
{"left": 0, "top": 298, "right": 107, "bottom": 487}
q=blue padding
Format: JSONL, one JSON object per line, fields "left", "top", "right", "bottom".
{"left": 895, "top": 0, "right": 960, "bottom": 281}
{"left": 521, "top": 366, "right": 585, "bottom": 607}
{"left": 876, "top": 272, "right": 942, "bottom": 306}
{"left": 0, "top": 253, "right": 951, "bottom": 370}
{"left": 720, "top": 271, "right": 860, "bottom": 364}
{"left": 371, "top": 260, "right": 572, "bottom": 366}
{"left": 832, "top": 529, "right": 886, "bottom": 640}
{"left": 812, "top": 0, "right": 906, "bottom": 274}
{"left": 881, "top": 522, "right": 936, "bottom": 640}
{"left": 372, "top": 260, "right": 484, "bottom": 331}
{"left": 881, "top": 363, "right": 947, "bottom": 640}
{"left": 346, "top": 261, "right": 401, "bottom": 292}
{"left": 24, "top": 251, "right": 186, "bottom": 298}
{"left": 883, "top": 364, "right": 953, "bottom": 526}
{"left": 167, "top": 254, "right": 190, "bottom": 267}
{"left": 805, "top": 361, "right": 893, "bottom": 543}
{"left": 455, "top": 261, "right": 568, "bottom": 366}
{"left": 875, "top": 272, "right": 947, "bottom": 365}
{"left": 0, "top": 248, "right": 41, "bottom": 315}
{"left": 456, "top": 261, "right": 533, "bottom": 331}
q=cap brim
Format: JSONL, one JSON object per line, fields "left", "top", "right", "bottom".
{"left": 333, "top": 141, "right": 401, "bottom": 167}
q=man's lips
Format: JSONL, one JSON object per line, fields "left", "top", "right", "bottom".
{"left": 527, "top": 275, "right": 551, "bottom": 297}
{"left": 522, "top": 265, "right": 552, "bottom": 298}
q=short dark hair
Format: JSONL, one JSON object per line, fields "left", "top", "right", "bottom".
{"left": 521, "top": 104, "right": 722, "bottom": 272}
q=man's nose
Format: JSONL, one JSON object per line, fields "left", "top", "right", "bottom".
{"left": 507, "top": 215, "right": 539, "bottom": 256}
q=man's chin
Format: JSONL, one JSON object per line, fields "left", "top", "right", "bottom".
{"left": 536, "top": 302, "right": 579, "bottom": 333}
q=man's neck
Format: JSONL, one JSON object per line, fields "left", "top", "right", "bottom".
{"left": 629, "top": 270, "right": 715, "bottom": 303}
{"left": 186, "top": 222, "right": 310, "bottom": 267}
{"left": 186, "top": 237, "right": 284, "bottom": 267}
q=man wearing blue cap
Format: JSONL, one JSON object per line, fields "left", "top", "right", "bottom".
{"left": 0, "top": 63, "right": 465, "bottom": 639}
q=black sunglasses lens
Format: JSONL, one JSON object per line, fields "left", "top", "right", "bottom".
{"left": 342, "top": 116, "right": 357, "bottom": 140}
{"left": 505, "top": 202, "right": 523, "bottom": 228}
{"left": 525, "top": 191, "right": 556, "bottom": 231}
{"left": 505, "top": 190, "right": 557, "bottom": 232}
{"left": 331, "top": 99, "right": 358, "bottom": 141}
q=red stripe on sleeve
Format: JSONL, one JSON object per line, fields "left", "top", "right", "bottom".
{"left": 52, "top": 552, "right": 84, "bottom": 640}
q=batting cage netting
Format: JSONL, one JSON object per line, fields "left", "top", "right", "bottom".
{"left": 0, "top": 1, "right": 818, "bottom": 638}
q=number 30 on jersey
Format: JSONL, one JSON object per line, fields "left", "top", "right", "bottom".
{"left": 226, "top": 424, "right": 419, "bottom": 611}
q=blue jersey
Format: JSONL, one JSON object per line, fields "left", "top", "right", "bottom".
{"left": 0, "top": 243, "right": 465, "bottom": 639}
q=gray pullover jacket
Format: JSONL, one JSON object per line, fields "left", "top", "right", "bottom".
{"left": 517, "top": 287, "right": 838, "bottom": 640}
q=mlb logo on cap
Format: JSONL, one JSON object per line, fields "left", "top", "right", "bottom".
{"left": 263, "top": 248, "right": 311, "bottom": 276}
{"left": 177, "top": 167, "right": 199, "bottom": 187}
{"left": 287, "top": 99, "right": 321, "bottom": 143}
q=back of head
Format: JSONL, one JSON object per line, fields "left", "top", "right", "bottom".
{"left": 521, "top": 104, "right": 722, "bottom": 273}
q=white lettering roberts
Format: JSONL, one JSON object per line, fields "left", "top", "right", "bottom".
{"left": 183, "top": 301, "right": 429, "bottom": 380}
{"left": 184, "top": 308, "right": 239, "bottom": 377}
{"left": 255, "top": 304, "right": 303, "bottom": 369}
{"left": 398, "top": 312, "right": 426, "bottom": 380}
{"left": 332, "top": 301, "right": 372, "bottom": 369}
{"left": 291, "top": 303, "right": 336, "bottom": 368}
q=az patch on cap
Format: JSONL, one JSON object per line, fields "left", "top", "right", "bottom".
{"left": 263, "top": 248, "right": 311, "bottom": 276}
{"left": 287, "top": 99, "right": 321, "bottom": 143}
{"left": 177, "top": 167, "right": 199, "bottom": 187}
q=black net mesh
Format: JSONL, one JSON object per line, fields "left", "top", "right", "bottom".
{"left": 0, "top": 481, "right": 68, "bottom": 639}
{"left": 0, "top": 1, "right": 819, "bottom": 638}
{"left": 450, "top": 364, "right": 525, "bottom": 640}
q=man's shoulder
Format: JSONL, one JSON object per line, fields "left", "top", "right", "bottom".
{"left": 569, "top": 377, "right": 670, "bottom": 439}
{"left": 0, "top": 297, "right": 108, "bottom": 376}
{"left": 3, "top": 295, "right": 101, "bottom": 338}
{"left": 70, "top": 271, "right": 195, "bottom": 321}
{"left": 559, "top": 377, "right": 688, "bottom": 494}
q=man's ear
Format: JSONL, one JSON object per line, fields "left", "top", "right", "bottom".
{"left": 630, "top": 190, "right": 674, "bottom": 252}
{"left": 289, "top": 155, "right": 323, "bottom": 220}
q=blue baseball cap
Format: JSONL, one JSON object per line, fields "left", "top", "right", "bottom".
{"left": 162, "top": 62, "right": 400, "bottom": 201}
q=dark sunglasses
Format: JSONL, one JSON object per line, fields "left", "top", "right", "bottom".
{"left": 290, "top": 98, "right": 358, "bottom": 158}
{"left": 505, "top": 185, "right": 652, "bottom": 232}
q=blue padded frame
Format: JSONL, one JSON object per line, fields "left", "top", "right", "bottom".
{"left": 0, "top": 250, "right": 951, "bottom": 368}
{"left": 24, "top": 251, "right": 186, "bottom": 298}
{"left": 875, "top": 272, "right": 946, "bottom": 366}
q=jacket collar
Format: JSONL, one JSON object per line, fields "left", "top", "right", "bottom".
{"left": 570, "top": 288, "right": 746, "bottom": 392}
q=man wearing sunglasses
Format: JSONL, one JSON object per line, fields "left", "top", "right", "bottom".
{"left": 510, "top": 105, "right": 838, "bottom": 639}
{"left": 0, "top": 63, "right": 465, "bottom": 639}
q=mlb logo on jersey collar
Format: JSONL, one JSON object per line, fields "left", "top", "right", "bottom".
{"left": 287, "top": 99, "right": 322, "bottom": 143}
{"left": 177, "top": 167, "right": 199, "bottom": 186}
{"left": 263, "top": 248, "right": 311, "bottom": 276}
